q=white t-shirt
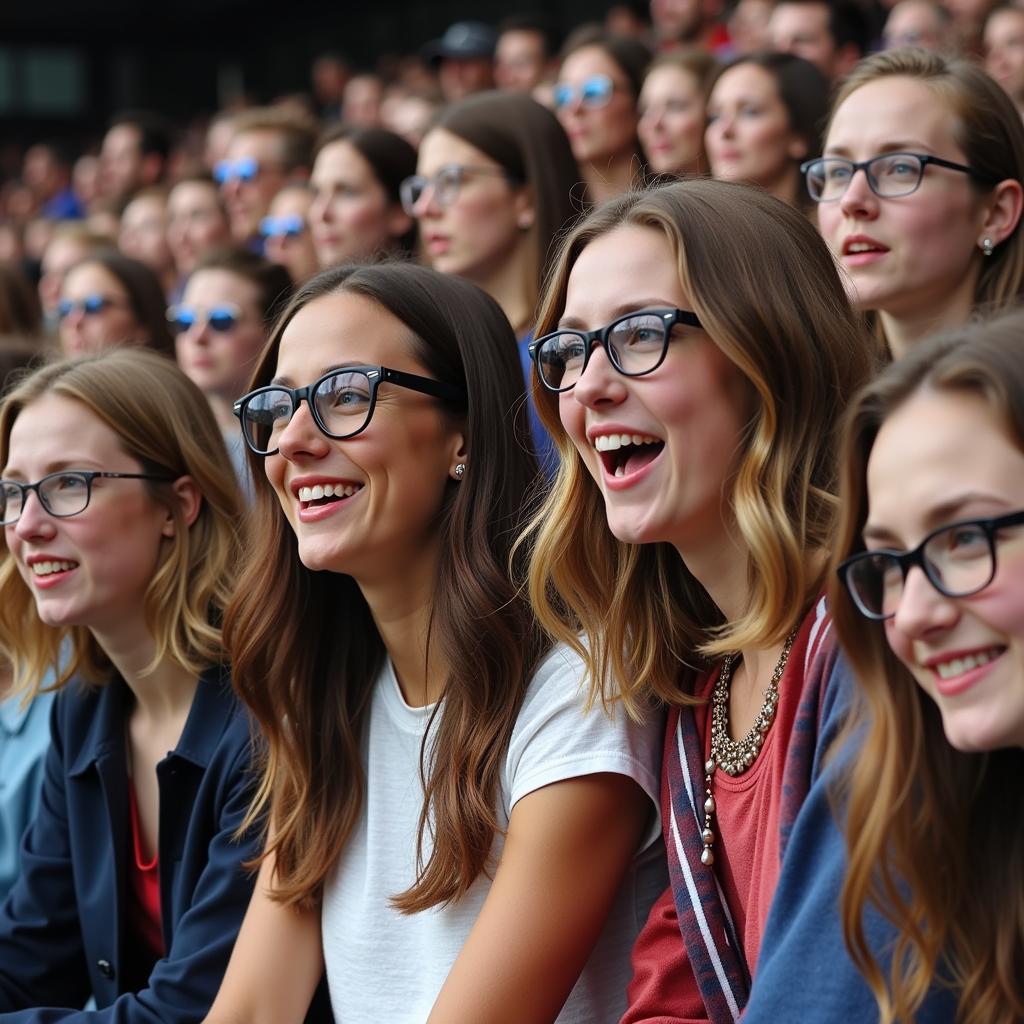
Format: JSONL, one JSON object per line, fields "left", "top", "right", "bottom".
{"left": 321, "top": 643, "right": 666, "bottom": 1023}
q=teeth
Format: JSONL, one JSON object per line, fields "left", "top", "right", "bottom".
{"left": 935, "top": 648, "right": 1001, "bottom": 679}
{"left": 847, "top": 242, "right": 880, "bottom": 254}
{"left": 594, "top": 434, "right": 661, "bottom": 452}
{"left": 614, "top": 466, "right": 625, "bottom": 478}
{"left": 31, "top": 560, "right": 77, "bottom": 576}
{"left": 298, "top": 484, "right": 362, "bottom": 502}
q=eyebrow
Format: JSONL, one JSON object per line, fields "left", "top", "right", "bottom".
{"left": 824, "top": 141, "right": 937, "bottom": 158}
{"left": 270, "top": 362, "right": 370, "bottom": 387}
{"left": 2, "top": 458, "right": 105, "bottom": 480}
{"left": 862, "top": 491, "right": 1015, "bottom": 544}
{"left": 558, "top": 301, "right": 680, "bottom": 330}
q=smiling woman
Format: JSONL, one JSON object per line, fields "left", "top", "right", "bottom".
{"left": 0, "top": 349, "right": 254, "bottom": 1023}
{"left": 829, "top": 310, "right": 1024, "bottom": 1024}
{"left": 204, "top": 262, "right": 666, "bottom": 1024}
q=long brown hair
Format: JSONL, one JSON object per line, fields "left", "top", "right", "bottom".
{"left": 830, "top": 310, "right": 1024, "bottom": 1024}
{"left": 525, "top": 178, "right": 876, "bottom": 714}
{"left": 225, "top": 262, "right": 548, "bottom": 912}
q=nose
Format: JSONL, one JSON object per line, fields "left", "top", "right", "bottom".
{"left": 412, "top": 182, "right": 441, "bottom": 218}
{"left": 838, "top": 166, "right": 879, "bottom": 219}
{"left": 570, "top": 342, "right": 629, "bottom": 411}
{"left": 309, "top": 190, "right": 330, "bottom": 226}
{"left": 275, "top": 399, "right": 331, "bottom": 463}
{"left": 12, "top": 491, "right": 57, "bottom": 543}
{"left": 890, "top": 565, "right": 959, "bottom": 640}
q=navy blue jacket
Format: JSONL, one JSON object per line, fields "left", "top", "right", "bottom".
{"left": 0, "top": 666, "right": 260, "bottom": 1022}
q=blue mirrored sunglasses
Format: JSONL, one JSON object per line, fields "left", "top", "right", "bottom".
{"left": 213, "top": 156, "right": 260, "bottom": 185}
{"left": 56, "top": 294, "right": 120, "bottom": 320}
{"left": 553, "top": 74, "right": 615, "bottom": 111}
{"left": 166, "top": 303, "right": 241, "bottom": 333}
{"left": 260, "top": 214, "right": 305, "bottom": 239}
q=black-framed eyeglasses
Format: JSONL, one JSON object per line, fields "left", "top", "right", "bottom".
{"left": 167, "top": 303, "right": 242, "bottom": 334}
{"left": 233, "top": 365, "right": 467, "bottom": 456}
{"left": 529, "top": 307, "right": 702, "bottom": 393}
{"left": 801, "top": 152, "right": 996, "bottom": 203}
{"left": 837, "top": 509, "right": 1024, "bottom": 621}
{"left": 0, "top": 470, "right": 176, "bottom": 526}
{"left": 56, "top": 294, "right": 128, "bottom": 321}
{"left": 399, "top": 164, "right": 520, "bottom": 216}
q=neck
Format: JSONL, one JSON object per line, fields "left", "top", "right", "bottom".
{"left": 880, "top": 287, "right": 977, "bottom": 360}
{"left": 584, "top": 151, "right": 638, "bottom": 206}
{"left": 472, "top": 236, "right": 537, "bottom": 337}
{"left": 761, "top": 163, "right": 802, "bottom": 209}
{"left": 357, "top": 541, "right": 448, "bottom": 707}
{"left": 206, "top": 393, "right": 240, "bottom": 434}
{"left": 92, "top": 625, "right": 198, "bottom": 721}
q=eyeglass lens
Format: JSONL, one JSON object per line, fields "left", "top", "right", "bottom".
{"left": 1, "top": 472, "right": 91, "bottom": 524}
{"left": 536, "top": 313, "right": 671, "bottom": 391}
{"left": 846, "top": 523, "right": 997, "bottom": 618}
{"left": 240, "top": 370, "right": 374, "bottom": 454}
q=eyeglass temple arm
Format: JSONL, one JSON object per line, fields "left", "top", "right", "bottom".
{"left": 378, "top": 367, "right": 465, "bottom": 403}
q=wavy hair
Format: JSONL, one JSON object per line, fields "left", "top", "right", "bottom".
{"left": 0, "top": 347, "right": 243, "bottom": 697}
{"left": 829, "top": 310, "right": 1024, "bottom": 1024}
{"left": 830, "top": 49, "right": 1024, "bottom": 319}
{"left": 225, "top": 262, "right": 547, "bottom": 912}
{"left": 525, "top": 179, "right": 876, "bottom": 713}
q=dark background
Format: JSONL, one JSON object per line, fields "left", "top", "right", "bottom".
{"left": 1, "top": 1, "right": 605, "bottom": 151}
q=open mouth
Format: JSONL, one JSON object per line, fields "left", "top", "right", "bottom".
{"left": 594, "top": 433, "right": 664, "bottom": 478}
{"left": 297, "top": 482, "right": 363, "bottom": 510}
{"left": 843, "top": 240, "right": 888, "bottom": 256}
{"left": 30, "top": 559, "right": 79, "bottom": 577}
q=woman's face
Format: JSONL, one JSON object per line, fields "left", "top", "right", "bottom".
{"left": 705, "top": 62, "right": 805, "bottom": 197}
{"left": 864, "top": 388, "right": 1024, "bottom": 751}
{"left": 413, "top": 128, "right": 531, "bottom": 285}
{"left": 638, "top": 65, "right": 707, "bottom": 176}
{"left": 167, "top": 181, "right": 231, "bottom": 277}
{"left": 58, "top": 262, "right": 144, "bottom": 357}
{"left": 3, "top": 395, "right": 173, "bottom": 645}
{"left": 263, "top": 291, "right": 463, "bottom": 587}
{"left": 175, "top": 269, "right": 269, "bottom": 402}
{"left": 556, "top": 223, "right": 749, "bottom": 555}
{"left": 817, "top": 77, "right": 989, "bottom": 324}
{"left": 308, "top": 140, "right": 410, "bottom": 268}
{"left": 263, "top": 187, "right": 319, "bottom": 285}
{"left": 555, "top": 46, "right": 639, "bottom": 166}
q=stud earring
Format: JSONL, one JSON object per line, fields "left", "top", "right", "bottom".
{"left": 982, "top": 237, "right": 995, "bottom": 257}
{"left": 454, "top": 463, "right": 466, "bottom": 479}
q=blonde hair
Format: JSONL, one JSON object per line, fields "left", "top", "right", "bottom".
{"left": 525, "top": 179, "right": 877, "bottom": 713}
{"left": 830, "top": 311, "right": 1024, "bottom": 1024}
{"left": 0, "top": 348, "right": 243, "bottom": 697}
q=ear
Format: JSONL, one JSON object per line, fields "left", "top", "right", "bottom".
{"left": 447, "top": 431, "right": 468, "bottom": 482}
{"left": 979, "top": 178, "right": 1024, "bottom": 248}
{"left": 513, "top": 185, "right": 536, "bottom": 232}
{"left": 161, "top": 475, "right": 203, "bottom": 538}
{"left": 787, "top": 136, "right": 808, "bottom": 162}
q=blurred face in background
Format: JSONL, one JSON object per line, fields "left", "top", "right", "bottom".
{"left": 308, "top": 139, "right": 411, "bottom": 268}
{"left": 167, "top": 180, "right": 232, "bottom": 279}
{"left": 263, "top": 186, "right": 319, "bottom": 284}
{"left": 221, "top": 129, "right": 290, "bottom": 244}
{"left": 495, "top": 29, "right": 550, "bottom": 92}
{"left": 119, "top": 193, "right": 174, "bottom": 285}
{"left": 985, "top": 7, "right": 1024, "bottom": 109}
{"left": 639, "top": 64, "right": 709, "bottom": 176}
{"left": 58, "top": 262, "right": 144, "bottom": 356}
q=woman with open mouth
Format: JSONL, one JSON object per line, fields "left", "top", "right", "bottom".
{"left": 204, "top": 262, "right": 665, "bottom": 1024}
{"left": 523, "top": 177, "right": 918, "bottom": 1019}
{"left": 0, "top": 348, "right": 254, "bottom": 1022}
{"left": 809, "top": 48, "right": 1024, "bottom": 360}
{"left": 829, "top": 310, "right": 1024, "bottom": 1024}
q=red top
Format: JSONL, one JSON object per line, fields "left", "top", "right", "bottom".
{"left": 127, "top": 783, "right": 164, "bottom": 958}
{"left": 622, "top": 621, "right": 813, "bottom": 1022}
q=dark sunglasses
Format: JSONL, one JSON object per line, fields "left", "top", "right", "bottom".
{"left": 166, "top": 303, "right": 242, "bottom": 333}
{"left": 260, "top": 214, "right": 305, "bottom": 239}
{"left": 56, "top": 295, "right": 127, "bottom": 320}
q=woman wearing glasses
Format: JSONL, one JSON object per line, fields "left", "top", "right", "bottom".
{"left": 58, "top": 251, "right": 175, "bottom": 359}
{"left": 0, "top": 348, "right": 256, "bottom": 1022}
{"left": 554, "top": 30, "right": 650, "bottom": 205}
{"left": 404, "top": 90, "right": 581, "bottom": 469}
{"left": 523, "top": 178, "right": 898, "bottom": 1018}
{"left": 808, "top": 49, "right": 1024, "bottom": 359}
{"left": 823, "top": 312, "right": 1024, "bottom": 1023}
{"left": 204, "top": 262, "right": 664, "bottom": 1024}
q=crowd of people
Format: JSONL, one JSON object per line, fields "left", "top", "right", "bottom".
{"left": 0, "top": 1, "right": 1022, "bottom": 1022}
